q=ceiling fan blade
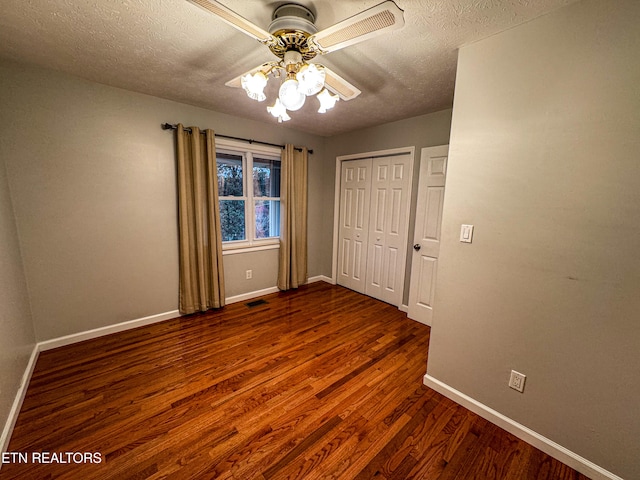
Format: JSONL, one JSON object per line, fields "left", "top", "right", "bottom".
{"left": 225, "top": 62, "right": 279, "bottom": 89}
{"left": 187, "top": 0, "right": 276, "bottom": 44}
{"left": 308, "top": 0, "right": 404, "bottom": 54}
{"left": 320, "top": 65, "right": 361, "bottom": 101}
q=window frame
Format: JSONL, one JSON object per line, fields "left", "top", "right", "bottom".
{"left": 215, "top": 138, "right": 282, "bottom": 254}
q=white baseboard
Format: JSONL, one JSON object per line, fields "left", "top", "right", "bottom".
{"left": 308, "top": 275, "right": 333, "bottom": 285}
{"left": 225, "top": 276, "right": 333, "bottom": 305}
{"left": 399, "top": 304, "right": 409, "bottom": 313}
{"left": 225, "top": 287, "right": 280, "bottom": 305}
{"left": 1, "top": 344, "right": 39, "bottom": 456}
{"left": 38, "top": 310, "right": 181, "bottom": 352}
{"left": 423, "top": 374, "right": 623, "bottom": 480}
{"left": 34, "top": 278, "right": 337, "bottom": 351}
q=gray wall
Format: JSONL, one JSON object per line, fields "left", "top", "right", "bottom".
{"left": 426, "top": 1, "right": 640, "bottom": 478}
{"left": 0, "top": 135, "right": 36, "bottom": 446}
{"left": 0, "top": 60, "right": 326, "bottom": 342}
{"left": 325, "top": 110, "right": 453, "bottom": 303}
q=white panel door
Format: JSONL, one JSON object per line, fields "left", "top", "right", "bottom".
{"left": 365, "top": 154, "right": 413, "bottom": 306}
{"left": 337, "top": 159, "right": 371, "bottom": 293}
{"left": 408, "top": 145, "right": 449, "bottom": 325}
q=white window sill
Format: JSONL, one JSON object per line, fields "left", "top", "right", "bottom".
{"left": 222, "top": 242, "right": 280, "bottom": 255}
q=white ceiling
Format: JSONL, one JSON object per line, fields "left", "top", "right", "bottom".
{"left": 0, "top": 0, "right": 579, "bottom": 137}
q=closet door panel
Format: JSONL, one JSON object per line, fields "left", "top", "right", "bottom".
{"left": 365, "top": 154, "right": 412, "bottom": 305}
{"left": 337, "top": 159, "right": 371, "bottom": 293}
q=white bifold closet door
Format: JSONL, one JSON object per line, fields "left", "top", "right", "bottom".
{"left": 337, "top": 158, "right": 371, "bottom": 294}
{"left": 337, "top": 153, "right": 412, "bottom": 306}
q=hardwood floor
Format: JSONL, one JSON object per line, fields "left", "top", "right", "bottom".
{"left": 2, "top": 282, "right": 590, "bottom": 479}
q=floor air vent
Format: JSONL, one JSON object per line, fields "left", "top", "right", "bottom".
{"left": 246, "top": 299, "right": 267, "bottom": 308}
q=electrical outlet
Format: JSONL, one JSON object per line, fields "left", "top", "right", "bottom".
{"left": 246, "top": 270, "right": 252, "bottom": 280}
{"left": 509, "top": 370, "right": 526, "bottom": 393}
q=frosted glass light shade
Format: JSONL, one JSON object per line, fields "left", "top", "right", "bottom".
{"left": 317, "top": 88, "right": 339, "bottom": 113}
{"left": 267, "top": 98, "right": 291, "bottom": 123}
{"left": 279, "top": 78, "right": 306, "bottom": 111}
{"left": 241, "top": 71, "right": 267, "bottom": 101}
{"left": 296, "top": 64, "right": 325, "bottom": 96}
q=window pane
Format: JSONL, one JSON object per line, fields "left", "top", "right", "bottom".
{"left": 219, "top": 200, "right": 245, "bottom": 241}
{"left": 255, "top": 200, "right": 280, "bottom": 239}
{"left": 253, "top": 158, "right": 281, "bottom": 197}
{"left": 217, "top": 153, "right": 244, "bottom": 197}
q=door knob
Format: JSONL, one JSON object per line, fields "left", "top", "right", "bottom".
{"left": 413, "top": 244, "right": 421, "bottom": 251}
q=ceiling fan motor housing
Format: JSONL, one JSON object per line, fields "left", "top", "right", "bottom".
{"left": 268, "top": 3, "right": 319, "bottom": 60}
{"left": 269, "top": 4, "right": 317, "bottom": 35}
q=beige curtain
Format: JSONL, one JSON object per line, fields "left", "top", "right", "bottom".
{"left": 176, "top": 124, "right": 225, "bottom": 314}
{"left": 278, "top": 144, "right": 308, "bottom": 290}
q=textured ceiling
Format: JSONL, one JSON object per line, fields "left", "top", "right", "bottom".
{"left": 0, "top": 0, "right": 580, "bottom": 136}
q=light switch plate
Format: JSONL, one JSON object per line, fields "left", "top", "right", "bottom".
{"left": 460, "top": 224, "right": 474, "bottom": 243}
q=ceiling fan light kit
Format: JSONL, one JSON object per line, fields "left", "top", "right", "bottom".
{"left": 296, "top": 63, "right": 325, "bottom": 96}
{"left": 279, "top": 76, "right": 306, "bottom": 111}
{"left": 267, "top": 98, "right": 291, "bottom": 123}
{"left": 187, "top": 0, "right": 405, "bottom": 122}
{"left": 240, "top": 71, "right": 268, "bottom": 101}
{"left": 317, "top": 88, "right": 339, "bottom": 114}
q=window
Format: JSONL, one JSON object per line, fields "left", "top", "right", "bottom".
{"left": 216, "top": 139, "right": 281, "bottom": 252}
{"left": 253, "top": 157, "right": 281, "bottom": 239}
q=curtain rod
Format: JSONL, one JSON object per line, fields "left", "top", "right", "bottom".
{"left": 161, "top": 123, "right": 312, "bottom": 154}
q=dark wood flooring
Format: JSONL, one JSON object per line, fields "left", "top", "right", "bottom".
{"left": 2, "top": 282, "right": 590, "bottom": 479}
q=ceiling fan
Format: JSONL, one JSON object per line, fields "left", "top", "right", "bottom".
{"left": 186, "top": 0, "right": 405, "bottom": 122}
